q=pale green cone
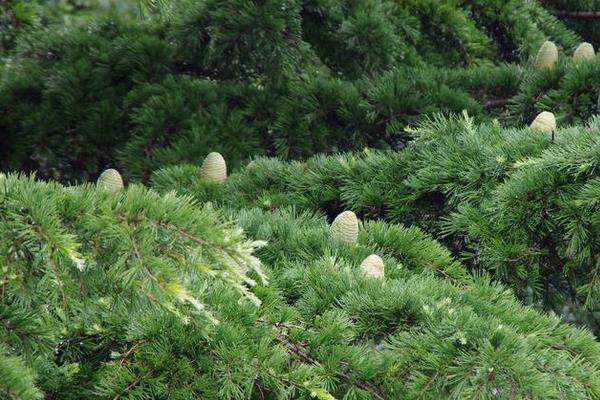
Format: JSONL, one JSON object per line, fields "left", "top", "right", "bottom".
{"left": 97, "top": 169, "right": 124, "bottom": 192}
{"left": 330, "top": 211, "right": 359, "bottom": 244}
{"left": 530, "top": 111, "right": 556, "bottom": 133}
{"left": 573, "top": 42, "right": 595, "bottom": 61}
{"left": 360, "top": 254, "right": 384, "bottom": 279}
{"left": 201, "top": 152, "right": 227, "bottom": 183}
{"left": 535, "top": 41, "right": 558, "bottom": 70}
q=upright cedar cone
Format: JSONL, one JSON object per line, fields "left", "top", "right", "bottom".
{"left": 330, "top": 211, "right": 359, "bottom": 244}
{"left": 97, "top": 169, "right": 124, "bottom": 192}
{"left": 360, "top": 254, "right": 385, "bottom": 279}
{"left": 530, "top": 111, "right": 556, "bottom": 133}
{"left": 573, "top": 42, "right": 595, "bottom": 61}
{"left": 535, "top": 41, "right": 558, "bottom": 70}
{"left": 201, "top": 152, "right": 227, "bottom": 183}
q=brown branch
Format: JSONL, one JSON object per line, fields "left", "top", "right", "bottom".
{"left": 275, "top": 334, "right": 320, "bottom": 365}
{"left": 482, "top": 97, "right": 511, "bottom": 109}
{"left": 418, "top": 371, "right": 439, "bottom": 398}
{"left": 119, "top": 339, "right": 148, "bottom": 366}
{"left": 272, "top": 324, "right": 385, "bottom": 400}
{"left": 119, "top": 214, "right": 159, "bottom": 284}
{"left": 553, "top": 10, "right": 600, "bottom": 19}
{"left": 112, "top": 369, "right": 154, "bottom": 400}
{"left": 172, "top": 226, "right": 209, "bottom": 246}
{"left": 550, "top": 343, "right": 579, "bottom": 357}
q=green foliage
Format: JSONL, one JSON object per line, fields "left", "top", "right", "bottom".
{"left": 5, "top": 0, "right": 599, "bottom": 182}
{"left": 0, "top": 0, "right": 38, "bottom": 52}
{"left": 0, "top": 344, "right": 42, "bottom": 400}
{"left": 8, "top": 1, "right": 600, "bottom": 398}
{"left": 510, "top": 52, "right": 600, "bottom": 126}
{"left": 0, "top": 19, "right": 174, "bottom": 181}
{"left": 121, "top": 75, "right": 262, "bottom": 180}
{"left": 0, "top": 173, "right": 272, "bottom": 397}
{"left": 232, "top": 207, "right": 600, "bottom": 399}
{"left": 6, "top": 164, "right": 600, "bottom": 397}
{"left": 1, "top": 0, "right": 144, "bottom": 54}
{"left": 541, "top": 0, "right": 600, "bottom": 46}
{"left": 170, "top": 0, "right": 306, "bottom": 81}
{"left": 150, "top": 114, "right": 600, "bottom": 334}
{"left": 187, "top": 199, "right": 600, "bottom": 397}
{"left": 444, "top": 118, "right": 600, "bottom": 324}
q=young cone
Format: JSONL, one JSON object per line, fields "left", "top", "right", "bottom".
{"left": 530, "top": 111, "right": 556, "bottom": 133}
{"left": 573, "top": 42, "right": 595, "bottom": 61}
{"left": 360, "top": 254, "right": 385, "bottom": 279}
{"left": 97, "top": 169, "right": 124, "bottom": 192}
{"left": 330, "top": 211, "right": 359, "bottom": 244}
{"left": 535, "top": 41, "right": 558, "bottom": 70}
{"left": 201, "top": 152, "right": 227, "bottom": 183}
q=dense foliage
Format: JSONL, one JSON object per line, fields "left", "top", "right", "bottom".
{"left": 5, "top": 0, "right": 600, "bottom": 398}
{"left": 1, "top": 0, "right": 38, "bottom": 52}
{"left": 4, "top": 173, "right": 600, "bottom": 399}
{"left": 148, "top": 115, "right": 600, "bottom": 334}
{"left": 2, "top": 0, "right": 599, "bottom": 182}
{"left": 0, "top": 173, "right": 268, "bottom": 398}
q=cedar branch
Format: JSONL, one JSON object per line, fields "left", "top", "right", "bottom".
{"left": 553, "top": 10, "right": 600, "bottom": 19}
{"left": 271, "top": 323, "right": 385, "bottom": 400}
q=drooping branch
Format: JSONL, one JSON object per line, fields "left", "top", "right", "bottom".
{"left": 269, "top": 321, "right": 386, "bottom": 400}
